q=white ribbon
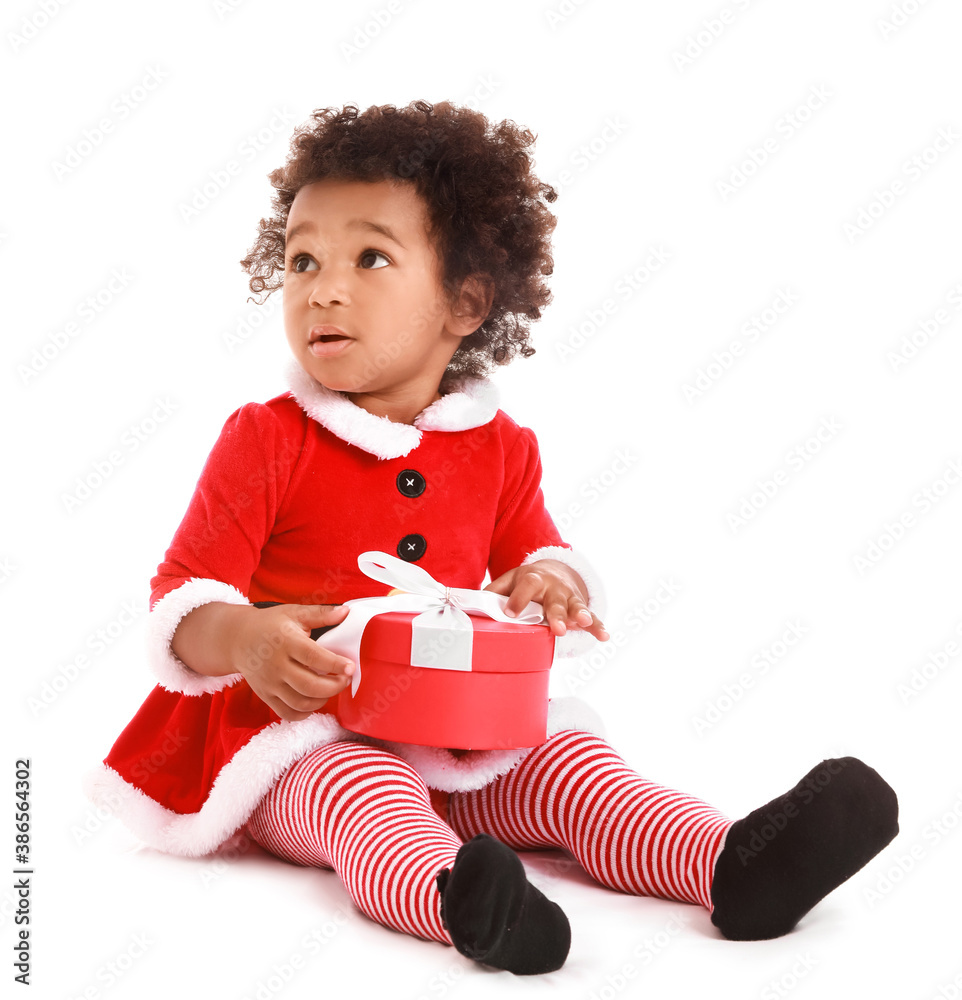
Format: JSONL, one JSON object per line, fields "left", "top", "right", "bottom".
{"left": 316, "top": 551, "right": 545, "bottom": 697}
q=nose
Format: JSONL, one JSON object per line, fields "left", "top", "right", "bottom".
{"left": 307, "top": 265, "right": 351, "bottom": 308}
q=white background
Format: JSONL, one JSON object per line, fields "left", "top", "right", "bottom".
{"left": 4, "top": 0, "right": 961, "bottom": 997}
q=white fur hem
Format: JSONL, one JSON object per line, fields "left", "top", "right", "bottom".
{"left": 83, "top": 713, "right": 352, "bottom": 857}
{"left": 84, "top": 699, "right": 606, "bottom": 853}
{"left": 545, "top": 694, "right": 606, "bottom": 741}
{"left": 284, "top": 358, "right": 500, "bottom": 460}
{"left": 375, "top": 696, "right": 607, "bottom": 792}
{"left": 147, "top": 578, "right": 251, "bottom": 694}
{"left": 378, "top": 743, "right": 530, "bottom": 793}
{"left": 523, "top": 545, "right": 607, "bottom": 658}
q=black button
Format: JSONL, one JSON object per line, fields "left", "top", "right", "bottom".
{"left": 397, "top": 469, "right": 426, "bottom": 498}
{"left": 397, "top": 534, "right": 426, "bottom": 562}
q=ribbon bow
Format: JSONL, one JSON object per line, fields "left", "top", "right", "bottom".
{"left": 317, "top": 551, "right": 545, "bottom": 697}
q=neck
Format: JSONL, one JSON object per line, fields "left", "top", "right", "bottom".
{"left": 345, "top": 388, "right": 443, "bottom": 426}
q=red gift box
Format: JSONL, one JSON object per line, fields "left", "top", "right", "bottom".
{"left": 330, "top": 610, "right": 556, "bottom": 750}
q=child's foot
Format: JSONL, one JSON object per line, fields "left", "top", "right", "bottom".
{"left": 710, "top": 756, "right": 898, "bottom": 940}
{"left": 435, "top": 833, "right": 570, "bottom": 974}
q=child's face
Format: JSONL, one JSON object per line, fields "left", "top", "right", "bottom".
{"left": 283, "top": 177, "right": 468, "bottom": 414}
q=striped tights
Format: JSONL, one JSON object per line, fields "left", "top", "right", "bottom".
{"left": 244, "top": 730, "right": 731, "bottom": 944}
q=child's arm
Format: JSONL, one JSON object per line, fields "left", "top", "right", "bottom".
{"left": 170, "top": 601, "right": 355, "bottom": 721}
{"left": 147, "top": 401, "right": 352, "bottom": 720}
{"left": 485, "top": 559, "right": 609, "bottom": 641}
{"left": 486, "top": 424, "right": 608, "bottom": 649}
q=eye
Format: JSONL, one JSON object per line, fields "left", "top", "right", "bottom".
{"left": 359, "top": 249, "right": 390, "bottom": 270}
{"left": 289, "top": 253, "right": 317, "bottom": 273}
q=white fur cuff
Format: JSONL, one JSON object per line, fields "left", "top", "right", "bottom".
{"left": 147, "top": 578, "right": 251, "bottom": 695}
{"left": 522, "top": 545, "right": 607, "bottom": 658}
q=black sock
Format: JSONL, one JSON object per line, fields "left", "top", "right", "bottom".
{"left": 435, "top": 833, "right": 571, "bottom": 975}
{"left": 710, "top": 756, "right": 899, "bottom": 940}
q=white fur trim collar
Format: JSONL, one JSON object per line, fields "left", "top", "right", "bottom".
{"left": 283, "top": 358, "right": 501, "bottom": 460}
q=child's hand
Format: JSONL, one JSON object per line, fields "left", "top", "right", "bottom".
{"left": 484, "top": 559, "right": 609, "bottom": 641}
{"left": 228, "top": 604, "right": 355, "bottom": 721}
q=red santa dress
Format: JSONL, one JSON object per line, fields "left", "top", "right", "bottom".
{"left": 84, "top": 358, "right": 607, "bottom": 857}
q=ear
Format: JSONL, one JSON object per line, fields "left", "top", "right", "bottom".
{"left": 449, "top": 273, "right": 494, "bottom": 336}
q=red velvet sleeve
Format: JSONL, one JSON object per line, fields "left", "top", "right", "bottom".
{"left": 150, "top": 402, "right": 303, "bottom": 608}
{"left": 488, "top": 425, "right": 569, "bottom": 581}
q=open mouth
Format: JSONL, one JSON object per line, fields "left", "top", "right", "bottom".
{"left": 309, "top": 325, "right": 351, "bottom": 345}
{"left": 309, "top": 328, "right": 354, "bottom": 357}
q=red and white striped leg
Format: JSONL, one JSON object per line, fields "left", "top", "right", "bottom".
{"left": 245, "top": 741, "right": 460, "bottom": 943}
{"left": 448, "top": 730, "right": 732, "bottom": 909}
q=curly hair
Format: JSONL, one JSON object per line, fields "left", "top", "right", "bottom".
{"left": 240, "top": 100, "right": 557, "bottom": 386}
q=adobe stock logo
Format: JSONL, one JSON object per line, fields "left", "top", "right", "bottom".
{"left": 842, "top": 126, "right": 959, "bottom": 243}
{"left": 672, "top": 0, "right": 758, "bottom": 72}
{"left": 727, "top": 417, "right": 842, "bottom": 532}
{"left": 715, "top": 87, "right": 832, "bottom": 202}
{"left": 682, "top": 288, "right": 798, "bottom": 401}
{"left": 852, "top": 457, "right": 962, "bottom": 574}
{"left": 735, "top": 759, "right": 851, "bottom": 866}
